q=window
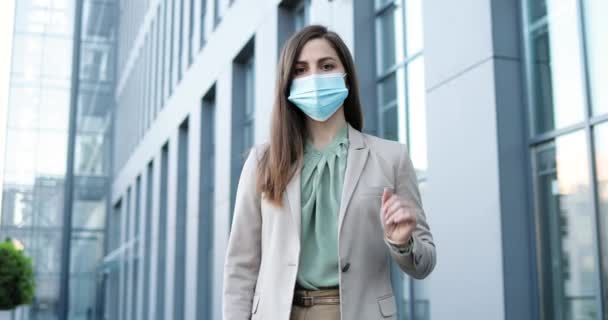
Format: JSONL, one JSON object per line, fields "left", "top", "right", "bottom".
{"left": 173, "top": 119, "right": 189, "bottom": 320}
{"left": 188, "top": 0, "right": 195, "bottom": 65}
{"left": 594, "top": 124, "right": 608, "bottom": 305}
{"left": 525, "top": 0, "right": 586, "bottom": 134}
{"left": 532, "top": 132, "right": 598, "bottom": 319}
{"left": 293, "top": 0, "right": 310, "bottom": 31}
{"left": 374, "top": 1, "right": 428, "bottom": 319}
{"left": 142, "top": 161, "right": 154, "bottom": 320}
{"left": 121, "top": 187, "right": 132, "bottom": 320}
{"left": 375, "top": 0, "right": 427, "bottom": 177}
{"left": 197, "top": 86, "right": 216, "bottom": 320}
{"left": 214, "top": 0, "right": 229, "bottom": 28}
{"left": 230, "top": 38, "right": 255, "bottom": 219}
{"left": 523, "top": 1, "right": 608, "bottom": 317}
{"left": 582, "top": 0, "right": 608, "bottom": 116}
{"left": 156, "top": 143, "right": 169, "bottom": 320}
{"left": 131, "top": 176, "right": 142, "bottom": 320}
{"left": 200, "top": 0, "right": 208, "bottom": 49}
{"left": 177, "top": 0, "right": 185, "bottom": 81}
{"left": 277, "top": 0, "right": 311, "bottom": 55}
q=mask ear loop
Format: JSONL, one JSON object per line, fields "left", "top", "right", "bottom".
{"left": 342, "top": 72, "right": 349, "bottom": 90}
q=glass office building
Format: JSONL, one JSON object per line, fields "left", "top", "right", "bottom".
{"left": 1, "top": 0, "right": 606, "bottom": 320}
{"left": 0, "top": 0, "right": 116, "bottom": 319}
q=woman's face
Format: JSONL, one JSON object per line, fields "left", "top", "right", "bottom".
{"left": 292, "top": 38, "right": 346, "bottom": 80}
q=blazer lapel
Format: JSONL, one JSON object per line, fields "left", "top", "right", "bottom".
{"left": 338, "top": 124, "right": 369, "bottom": 235}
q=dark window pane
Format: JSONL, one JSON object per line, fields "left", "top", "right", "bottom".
{"left": 382, "top": 105, "right": 398, "bottom": 141}
{"left": 594, "top": 123, "right": 608, "bottom": 307}
{"left": 376, "top": 7, "right": 398, "bottom": 74}
{"left": 533, "top": 131, "right": 600, "bottom": 320}
{"left": 379, "top": 72, "right": 397, "bottom": 107}
{"left": 526, "top": 0, "right": 586, "bottom": 134}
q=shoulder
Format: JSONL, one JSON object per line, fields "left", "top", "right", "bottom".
{"left": 247, "top": 142, "right": 270, "bottom": 162}
{"left": 359, "top": 131, "right": 407, "bottom": 162}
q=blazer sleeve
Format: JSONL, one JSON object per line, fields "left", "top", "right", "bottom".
{"left": 223, "top": 146, "right": 263, "bottom": 319}
{"left": 385, "top": 143, "right": 436, "bottom": 279}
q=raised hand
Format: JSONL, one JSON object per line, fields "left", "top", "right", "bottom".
{"left": 381, "top": 187, "right": 416, "bottom": 247}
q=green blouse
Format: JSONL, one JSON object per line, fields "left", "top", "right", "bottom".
{"left": 296, "top": 124, "right": 349, "bottom": 290}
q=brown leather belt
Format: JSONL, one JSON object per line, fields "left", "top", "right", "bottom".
{"left": 293, "top": 293, "right": 340, "bottom": 307}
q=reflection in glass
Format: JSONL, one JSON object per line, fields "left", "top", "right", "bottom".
{"left": 376, "top": 5, "right": 400, "bottom": 75}
{"left": 407, "top": 57, "right": 426, "bottom": 174}
{"left": 533, "top": 131, "right": 599, "bottom": 320}
{"left": 293, "top": 0, "right": 310, "bottom": 31}
{"left": 583, "top": 0, "right": 608, "bottom": 116}
{"left": 405, "top": 0, "right": 423, "bottom": 56}
{"left": 243, "top": 57, "right": 255, "bottom": 152}
{"left": 526, "top": 0, "right": 586, "bottom": 134}
{"left": 594, "top": 123, "right": 608, "bottom": 308}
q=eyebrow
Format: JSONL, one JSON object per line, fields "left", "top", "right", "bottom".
{"left": 295, "top": 56, "right": 337, "bottom": 64}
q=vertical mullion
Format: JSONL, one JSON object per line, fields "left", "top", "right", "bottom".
{"left": 142, "top": 35, "right": 149, "bottom": 134}
{"left": 576, "top": 0, "right": 606, "bottom": 317}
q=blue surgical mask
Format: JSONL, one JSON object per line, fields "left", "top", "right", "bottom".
{"left": 287, "top": 72, "right": 349, "bottom": 122}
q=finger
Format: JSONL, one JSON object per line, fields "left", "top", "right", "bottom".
{"left": 382, "top": 187, "right": 393, "bottom": 204}
{"left": 381, "top": 193, "right": 398, "bottom": 214}
{"left": 384, "top": 205, "right": 403, "bottom": 226}
{"left": 387, "top": 199, "right": 403, "bottom": 217}
{"left": 392, "top": 211, "right": 416, "bottom": 225}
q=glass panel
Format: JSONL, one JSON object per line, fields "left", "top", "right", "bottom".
{"left": 382, "top": 105, "right": 398, "bottom": 141}
{"left": 375, "top": 0, "right": 394, "bottom": 10}
{"left": 4, "top": 129, "right": 37, "bottom": 185}
{"left": 39, "top": 88, "right": 70, "bottom": 130}
{"left": 379, "top": 72, "right": 397, "bottom": 106}
{"left": 36, "top": 131, "right": 68, "bottom": 176}
{"left": 533, "top": 130, "right": 600, "bottom": 320}
{"left": 42, "top": 37, "right": 73, "bottom": 80}
{"left": 68, "top": 231, "right": 104, "bottom": 319}
{"left": 594, "top": 123, "right": 608, "bottom": 307}
{"left": 8, "top": 87, "right": 40, "bottom": 129}
{"left": 390, "top": 261, "right": 411, "bottom": 320}
{"left": 582, "top": 0, "right": 608, "bottom": 116}
{"left": 404, "top": 0, "right": 423, "bottom": 56}
{"left": 413, "top": 280, "right": 431, "bottom": 320}
{"left": 11, "top": 34, "right": 44, "bottom": 81}
{"left": 407, "top": 57, "right": 427, "bottom": 174}
{"left": 376, "top": 5, "right": 403, "bottom": 74}
{"left": 526, "top": 0, "right": 586, "bottom": 134}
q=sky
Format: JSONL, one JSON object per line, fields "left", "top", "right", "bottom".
{"left": 0, "top": 0, "right": 15, "bottom": 213}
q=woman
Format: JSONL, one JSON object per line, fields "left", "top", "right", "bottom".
{"left": 223, "top": 25, "right": 435, "bottom": 320}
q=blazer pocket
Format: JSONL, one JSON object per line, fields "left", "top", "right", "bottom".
{"left": 251, "top": 295, "right": 260, "bottom": 314}
{"left": 377, "top": 294, "right": 396, "bottom": 318}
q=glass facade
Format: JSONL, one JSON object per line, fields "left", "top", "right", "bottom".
{"left": 524, "top": 0, "right": 608, "bottom": 319}
{"left": 0, "top": 0, "right": 115, "bottom": 319}
{"left": 374, "top": 0, "right": 428, "bottom": 319}
{"left": 67, "top": 0, "right": 116, "bottom": 318}
{"left": 582, "top": 0, "right": 608, "bottom": 116}
{"left": 1, "top": 0, "right": 75, "bottom": 318}
{"left": 375, "top": 0, "right": 426, "bottom": 177}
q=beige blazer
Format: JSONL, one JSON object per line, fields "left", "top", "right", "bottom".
{"left": 223, "top": 123, "right": 436, "bottom": 320}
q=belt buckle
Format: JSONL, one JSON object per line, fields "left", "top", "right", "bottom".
{"left": 301, "top": 296, "right": 314, "bottom": 307}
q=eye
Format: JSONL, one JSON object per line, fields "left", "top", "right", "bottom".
{"left": 321, "top": 63, "right": 335, "bottom": 71}
{"left": 294, "top": 67, "right": 306, "bottom": 75}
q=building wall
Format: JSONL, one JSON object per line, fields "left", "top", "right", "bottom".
{"left": 105, "top": 0, "right": 608, "bottom": 320}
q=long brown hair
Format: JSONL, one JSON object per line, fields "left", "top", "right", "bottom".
{"left": 256, "top": 25, "right": 364, "bottom": 206}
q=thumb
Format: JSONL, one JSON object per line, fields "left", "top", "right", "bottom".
{"left": 382, "top": 187, "right": 393, "bottom": 204}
